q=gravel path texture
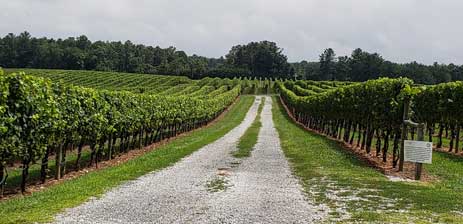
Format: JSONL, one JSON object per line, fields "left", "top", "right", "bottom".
{"left": 54, "top": 96, "right": 327, "bottom": 223}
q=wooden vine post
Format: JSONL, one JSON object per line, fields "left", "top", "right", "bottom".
{"left": 0, "top": 166, "right": 7, "bottom": 197}
{"left": 399, "top": 98, "right": 410, "bottom": 172}
{"left": 55, "top": 143, "right": 64, "bottom": 180}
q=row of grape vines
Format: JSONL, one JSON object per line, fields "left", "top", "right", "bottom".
{"left": 0, "top": 68, "right": 242, "bottom": 193}
{"left": 414, "top": 82, "right": 463, "bottom": 152}
{"left": 5, "top": 69, "right": 275, "bottom": 95}
{"left": 278, "top": 78, "right": 463, "bottom": 170}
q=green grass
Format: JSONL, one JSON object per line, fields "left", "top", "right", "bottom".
{"left": 0, "top": 95, "right": 255, "bottom": 224}
{"left": 232, "top": 97, "right": 265, "bottom": 158}
{"left": 272, "top": 96, "right": 463, "bottom": 223}
{"left": 206, "top": 177, "right": 230, "bottom": 193}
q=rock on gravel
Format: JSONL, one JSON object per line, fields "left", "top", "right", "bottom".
{"left": 54, "top": 96, "right": 328, "bottom": 224}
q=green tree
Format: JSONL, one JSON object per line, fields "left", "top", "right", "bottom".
{"left": 225, "top": 41, "right": 291, "bottom": 78}
{"left": 319, "top": 48, "right": 336, "bottom": 80}
{"left": 335, "top": 56, "right": 350, "bottom": 81}
{"left": 348, "top": 48, "right": 384, "bottom": 81}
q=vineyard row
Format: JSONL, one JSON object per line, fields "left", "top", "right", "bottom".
{"left": 0, "top": 69, "right": 241, "bottom": 193}
{"left": 278, "top": 78, "right": 463, "bottom": 170}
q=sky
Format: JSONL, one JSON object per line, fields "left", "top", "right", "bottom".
{"left": 0, "top": 0, "right": 462, "bottom": 64}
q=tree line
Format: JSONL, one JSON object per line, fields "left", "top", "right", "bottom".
{"left": 1, "top": 32, "right": 462, "bottom": 83}
{"left": 293, "top": 48, "right": 463, "bottom": 84}
{"left": 0, "top": 32, "right": 292, "bottom": 79}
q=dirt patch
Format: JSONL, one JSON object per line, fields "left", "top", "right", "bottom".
{"left": 278, "top": 96, "right": 437, "bottom": 182}
{"left": 1, "top": 96, "right": 241, "bottom": 201}
{"left": 217, "top": 167, "right": 232, "bottom": 176}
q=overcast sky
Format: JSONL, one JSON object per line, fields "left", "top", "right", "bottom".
{"left": 0, "top": 0, "right": 462, "bottom": 64}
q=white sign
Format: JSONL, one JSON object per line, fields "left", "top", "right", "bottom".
{"left": 404, "top": 140, "right": 433, "bottom": 164}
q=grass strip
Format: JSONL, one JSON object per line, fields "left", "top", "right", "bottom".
{"left": 272, "top": 96, "right": 463, "bottom": 223}
{"left": 0, "top": 95, "right": 255, "bottom": 224}
{"left": 232, "top": 96, "right": 265, "bottom": 158}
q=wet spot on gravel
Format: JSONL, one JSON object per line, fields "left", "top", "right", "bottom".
{"left": 229, "top": 161, "right": 241, "bottom": 168}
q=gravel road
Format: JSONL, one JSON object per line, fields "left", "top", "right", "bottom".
{"left": 54, "top": 96, "right": 327, "bottom": 223}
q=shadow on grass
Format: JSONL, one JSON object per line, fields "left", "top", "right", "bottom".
{"left": 275, "top": 98, "right": 375, "bottom": 170}
{"left": 433, "top": 150, "right": 463, "bottom": 163}
{"left": 5, "top": 151, "right": 92, "bottom": 192}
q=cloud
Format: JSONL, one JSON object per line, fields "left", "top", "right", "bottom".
{"left": 0, "top": 0, "right": 462, "bottom": 64}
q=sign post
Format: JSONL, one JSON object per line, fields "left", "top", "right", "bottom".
{"left": 415, "top": 126, "right": 424, "bottom": 180}
{"left": 403, "top": 122, "right": 432, "bottom": 180}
